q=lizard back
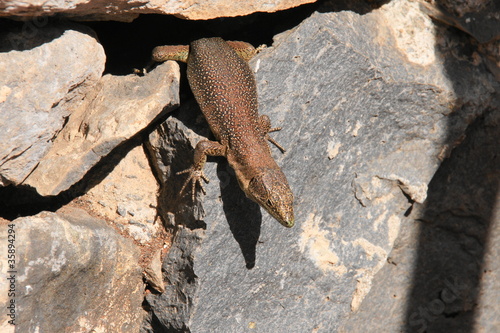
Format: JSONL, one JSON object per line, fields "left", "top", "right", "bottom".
{"left": 187, "top": 37, "right": 260, "bottom": 145}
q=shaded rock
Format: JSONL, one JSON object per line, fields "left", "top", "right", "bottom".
{"left": 419, "top": 0, "right": 500, "bottom": 44}
{"left": 339, "top": 103, "right": 500, "bottom": 333}
{"left": 434, "top": 0, "right": 497, "bottom": 22}
{"left": 23, "top": 61, "right": 180, "bottom": 196}
{"left": 0, "top": 24, "right": 105, "bottom": 187}
{"left": 0, "top": 207, "right": 145, "bottom": 332}
{"left": 142, "top": 1, "right": 497, "bottom": 331}
{"left": 81, "top": 144, "right": 161, "bottom": 245}
{"left": 418, "top": 1, "right": 500, "bottom": 81}
{"left": 0, "top": 0, "right": 318, "bottom": 21}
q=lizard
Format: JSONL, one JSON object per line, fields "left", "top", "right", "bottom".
{"left": 152, "top": 37, "right": 294, "bottom": 228}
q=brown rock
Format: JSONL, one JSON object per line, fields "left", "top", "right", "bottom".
{"left": 82, "top": 144, "right": 161, "bottom": 245}
{"left": 144, "top": 248, "right": 166, "bottom": 293}
{"left": 0, "top": 0, "right": 317, "bottom": 21}
{"left": 0, "top": 207, "right": 145, "bottom": 332}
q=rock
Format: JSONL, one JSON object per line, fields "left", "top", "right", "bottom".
{"left": 78, "top": 144, "right": 161, "bottom": 245}
{"left": 0, "top": 207, "right": 145, "bottom": 332}
{"left": 419, "top": 1, "right": 500, "bottom": 44}
{"left": 144, "top": 248, "right": 166, "bottom": 294}
{"left": 23, "top": 61, "right": 180, "bottom": 196}
{"left": 0, "top": 24, "right": 105, "bottom": 187}
{"left": 0, "top": 0, "right": 318, "bottom": 21}
{"left": 142, "top": 0, "right": 498, "bottom": 331}
{"left": 433, "top": 0, "right": 495, "bottom": 21}
{"left": 339, "top": 104, "right": 500, "bottom": 333}
{"left": 418, "top": 1, "right": 500, "bottom": 81}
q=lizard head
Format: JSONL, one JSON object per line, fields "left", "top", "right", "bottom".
{"left": 246, "top": 169, "right": 294, "bottom": 228}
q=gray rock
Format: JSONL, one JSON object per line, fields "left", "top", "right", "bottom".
{"left": 0, "top": 207, "right": 145, "bottom": 332}
{"left": 340, "top": 104, "right": 500, "bottom": 333}
{"left": 417, "top": 1, "right": 500, "bottom": 82}
{"left": 0, "top": 24, "right": 105, "bottom": 187}
{"left": 23, "top": 61, "right": 180, "bottom": 196}
{"left": 143, "top": 1, "right": 497, "bottom": 331}
{"left": 117, "top": 205, "right": 128, "bottom": 217}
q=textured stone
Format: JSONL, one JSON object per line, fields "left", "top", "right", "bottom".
{"left": 80, "top": 144, "right": 161, "bottom": 245}
{"left": 23, "top": 61, "right": 180, "bottom": 196}
{"left": 0, "top": 24, "right": 105, "bottom": 187}
{"left": 0, "top": 207, "right": 145, "bottom": 332}
{"left": 339, "top": 104, "right": 500, "bottom": 333}
{"left": 419, "top": 0, "right": 500, "bottom": 44}
{"left": 142, "top": 1, "right": 497, "bottom": 331}
{"left": 144, "top": 249, "right": 166, "bottom": 294}
{"left": 418, "top": 1, "right": 500, "bottom": 81}
{"left": 0, "top": 0, "right": 317, "bottom": 21}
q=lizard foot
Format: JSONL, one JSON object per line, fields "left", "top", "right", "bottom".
{"left": 259, "top": 115, "right": 286, "bottom": 153}
{"left": 266, "top": 130, "right": 286, "bottom": 153}
{"left": 177, "top": 167, "right": 210, "bottom": 201}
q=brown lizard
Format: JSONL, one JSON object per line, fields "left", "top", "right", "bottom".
{"left": 152, "top": 37, "right": 294, "bottom": 228}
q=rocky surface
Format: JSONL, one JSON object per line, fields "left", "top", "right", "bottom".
{"left": 419, "top": 0, "right": 500, "bottom": 81}
{"left": 23, "top": 60, "right": 179, "bottom": 196}
{"left": 0, "top": 22, "right": 179, "bottom": 196}
{"left": 0, "top": 24, "right": 105, "bottom": 187}
{"left": 0, "top": 207, "right": 145, "bottom": 332}
{"left": 340, "top": 102, "right": 500, "bottom": 333}
{"left": 0, "top": 0, "right": 498, "bottom": 332}
{"left": 0, "top": 0, "right": 317, "bottom": 21}
{"left": 82, "top": 144, "right": 162, "bottom": 245}
{"left": 141, "top": 1, "right": 499, "bottom": 331}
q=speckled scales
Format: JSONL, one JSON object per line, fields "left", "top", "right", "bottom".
{"left": 153, "top": 37, "right": 294, "bottom": 227}
{"left": 187, "top": 38, "right": 260, "bottom": 146}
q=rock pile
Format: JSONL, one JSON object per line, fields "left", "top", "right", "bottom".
{"left": 0, "top": 0, "right": 498, "bottom": 332}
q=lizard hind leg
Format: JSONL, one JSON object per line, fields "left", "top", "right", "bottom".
{"left": 226, "top": 41, "right": 256, "bottom": 62}
{"left": 259, "top": 115, "right": 286, "bottom": 153}
{"left": 152, "top": 45, "right": 190, "bottom": 63}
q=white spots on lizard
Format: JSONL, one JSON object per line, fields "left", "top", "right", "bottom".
{"left": 299, "top": 213, "right": 347, "bottom": 275}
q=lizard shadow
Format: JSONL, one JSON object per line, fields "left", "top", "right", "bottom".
{"left": 216, "top": 159, "right": 262, "bottom": 269}
{"left": 173, "top": 98, "right": 263, "bottom": 268}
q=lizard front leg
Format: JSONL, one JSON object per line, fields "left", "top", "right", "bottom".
{"left": 225, "top": 41, "right": 256, "bottom": 61}
{"left": 259, "top": 114, "right": 286, "bottom": 153}
{"left": 177, "top": 139, "right": 227, "bottom": 201}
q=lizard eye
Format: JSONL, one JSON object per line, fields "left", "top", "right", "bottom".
{"left": 266, "top": 199, "right": 273, "bottom": 208}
